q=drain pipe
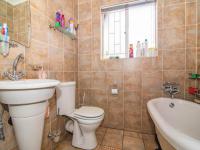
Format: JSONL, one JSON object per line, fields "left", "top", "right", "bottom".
{"left": 0, "top": 106, "right": 5, "bottom": 141}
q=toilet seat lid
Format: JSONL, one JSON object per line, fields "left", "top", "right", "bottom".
{"left": 74, "top": 106, "right": 104, "bottom": 118}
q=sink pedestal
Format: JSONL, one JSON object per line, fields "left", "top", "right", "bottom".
{"left": 0, "top": 79, "right": 60, "bottom": 150}
{"left": 9, "top": 101, "right": 48, "bottom": 150}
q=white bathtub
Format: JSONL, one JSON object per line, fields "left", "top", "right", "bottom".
{"left": 147, "top": 97, "right": 200, "bottom": 150}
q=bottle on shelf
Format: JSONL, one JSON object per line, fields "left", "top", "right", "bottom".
{"left": 55, "top": 10, "right": 61, "bottom": 27}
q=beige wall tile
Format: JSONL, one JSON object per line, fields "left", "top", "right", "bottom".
{"left": 124, "top": 71, "right": 142, "bottom": 92}
{"left": 186, "top": 48, "right": 197, "bottom": 70}
{"left": 198, "top": 25, "right": 200, "bottom": 47}
{"left": 78, "top": 54, "right": 91, "bottom": 71}
{"left": 198, "top": 2, "right": 200, "bottom": 24}
{"left": 49, "top": 47, "right": 64, "bottom": 71}
{"left": 164, "top": 0, "right": 185, "bottom": 6}
{"left": 64, "top": 52, "right": 75, "bottom": 71}
{"left": 163, "top": 3, "right": 185, "bottom": 27}
{"left": 92, "top": 72, "right": 107, "bottom": 89}
{"left": 163, "top": 49, "right": 185, "bottom": 70}
{"left": 91, "top": 54, "right": 106, "bottom": 71}
{"left": 78, "top": 71, "right": 92, "bottom": 89}
{"left": 142, "top": 51, "right": 163, "bottom": 71}
{"left": 105, "top": 59, "right": 123, "bottom": 71}
{"left": 142, "top": 71, "right": 163, "bottom": 92}
{"left": 49, "top": 72, "right": 64, "bottom": 81}
{"left": 107, "top": 94, "right": 124, "bottom": 129}
{"left": 162, "top": 27, "right": 185, "bottom": 49}
{"left": 123, "top": 59, "right": 142, "bottom": 72}
{"left": 79, "top": 20, "right": 92, "bottom": 39}
{"left": 64, "top": 72, "right": 75, "bottom": 82}
{"left": 90, "top": 89, "right": 108, "bottom": 111}
{"left": 186, "top": 2, "right": 197, "bottom": 25}
{"left": 186, "top": 25, "right": 197, "bottom": 48}
{"left": 78, "top": 1, "right": 92, "bottom": 22}
{"left": 124, "top": 91, "right": 142, "bottom": 131}
{"left": 79, "top": 38, "right": 91, "bottom": 54}
{"left": 30, "top": 0, "right": 47, "bottom": 13}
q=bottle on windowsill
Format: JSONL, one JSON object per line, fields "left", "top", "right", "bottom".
{"left": 129, "top": 44, "right": 134, "bottom": 58}
{"left": 136, "top": 41, "right": 141, "bottom": 57}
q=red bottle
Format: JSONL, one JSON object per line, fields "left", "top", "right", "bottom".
{"left": 61, "top": 14, "right": 65, "bottom": 28}
{"left": 129, "top": 44, "right": 134, "bottom": 58}
{"left": 188, "top": 87, "right": 198, "bottom": 95}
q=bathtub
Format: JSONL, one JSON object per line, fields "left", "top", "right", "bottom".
{"left": 147, "top": 97, "right": 200, "bottom": 150}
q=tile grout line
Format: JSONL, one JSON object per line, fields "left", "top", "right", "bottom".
{"left": 195, "top": 0, "right": 198, "bottom": 90}
{"left": 121, "top": 129, "right": 124, "bottom": 150}
{"left": 99, "top": 128, "right": 108, "bottom": 149}
{"left": 185, "top": 0, "right": 187, "bottom": 99}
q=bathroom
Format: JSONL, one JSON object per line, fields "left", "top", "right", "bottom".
{"left": 0, "top": 0, "right": 199, "bottom": 150}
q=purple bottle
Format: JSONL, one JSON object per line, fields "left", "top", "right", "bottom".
{"left": 55, "top": 10, "right": 61, "bottom": 27}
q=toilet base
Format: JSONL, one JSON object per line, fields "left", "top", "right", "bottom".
{"left": 72, "top": 121, "right": 98, "bottom": 150}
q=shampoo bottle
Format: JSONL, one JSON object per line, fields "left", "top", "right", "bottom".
{"left": 136, "top": 41, "right": 141, "bottom": 57}
{"left": 38, "top": 67, "right": 48, "bottom": 79}
{"left": 144, "top": 39, "right": 148, "bottom": 57}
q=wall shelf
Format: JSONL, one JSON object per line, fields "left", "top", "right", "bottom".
{"left": 188, "top": 73, "right": 200, "bottom": 80}
{"left": 0, "top": 40, "right": 18, "bottom": 48}
{"left": 49, "top": 24, "right": 76, "bottom": 40}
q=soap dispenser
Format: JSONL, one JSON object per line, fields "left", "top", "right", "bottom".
{"left": 38, "top": 67, "right": 47, "bottom": 79}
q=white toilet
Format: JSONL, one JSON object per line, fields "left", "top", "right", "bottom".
{"left": 56, "top": 82, "right": 104, "bottom": 150}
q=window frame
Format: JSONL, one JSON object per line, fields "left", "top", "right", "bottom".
{"left": 101, "top": 0, "right": 157, "bottom": 59}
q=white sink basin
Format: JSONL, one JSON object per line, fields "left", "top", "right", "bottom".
{"left": 0, "top": 79, "right": 60, "bottom": 150}
{"left": 0, "top": 79, "right": 60, "bottom": 105}
{"left": 0, "top": 79, "right": 60, "bottom": 90}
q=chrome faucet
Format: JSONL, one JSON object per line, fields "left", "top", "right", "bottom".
{"left": 162, "top": 82, "right": 180, "bottom": 99}
{"left": 3, "top": 53, "right": 25, "bottom": 80}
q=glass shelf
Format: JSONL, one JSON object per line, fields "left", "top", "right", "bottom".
{"left": 0, "top": 40, "right": 18, "bottom": 48}
{"left": 188, "top": 73, "right": 200, "bottom": 80}
{"left": 49, "top": 24, "right": 76, "bottom": 40}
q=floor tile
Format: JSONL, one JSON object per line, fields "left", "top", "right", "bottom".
{"left": 100, "top": 145, "right": 121, "bottom": 150}
{"left": 102, "top": 129, "right": 123, "bottom": 149}
{"left": 56, "top": 140, "right": 81, "bottom": 150}
{"left": 123, "top": 136, "right": 145, "bottom": 150}
{"left": 106, "top": 128, "right": 123, "bottom": 135}
{"left": 124, "top": 131, "right": 143, "bottom": 139}
{"left": 142, "top": 134, "right": 158, "bottom": 150}
{"left": 55, "top": 128, "right": 158, "bottom": 150}
{"left": 97, "top": 127, "right": 107, "bottom": 134}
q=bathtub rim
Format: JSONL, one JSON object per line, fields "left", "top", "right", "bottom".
{"left": 147, "top": 97, "right": 200, "bottom": 150}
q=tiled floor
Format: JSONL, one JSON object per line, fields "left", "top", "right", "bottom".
{"left": 56, "top": 128, "right": 158, "bottom": 150}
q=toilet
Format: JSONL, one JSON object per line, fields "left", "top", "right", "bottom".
{"left": 56, "top": 82, "right": 104, "bottom": 150}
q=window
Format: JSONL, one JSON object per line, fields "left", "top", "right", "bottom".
{"left": 101, "top": 0, "right": 157, "bottom": 59}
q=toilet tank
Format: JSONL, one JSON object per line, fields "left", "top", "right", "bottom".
{"left": 56, "top": 82, "right": 76, "bottom": 116}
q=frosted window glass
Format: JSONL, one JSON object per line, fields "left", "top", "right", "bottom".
{"left": 102, "top": 9, "right": 126, "bottom": 59}
{"left": 128, "top": 3, "right": 156, "bottom": 49}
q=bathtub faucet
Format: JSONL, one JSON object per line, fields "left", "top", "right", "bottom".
{"left": 162, "top": 82, "right": 180, "bottom": 99}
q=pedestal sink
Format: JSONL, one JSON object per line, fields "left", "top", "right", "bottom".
{"left": 0, "top": 79, "right": 60, "bottom": 150}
